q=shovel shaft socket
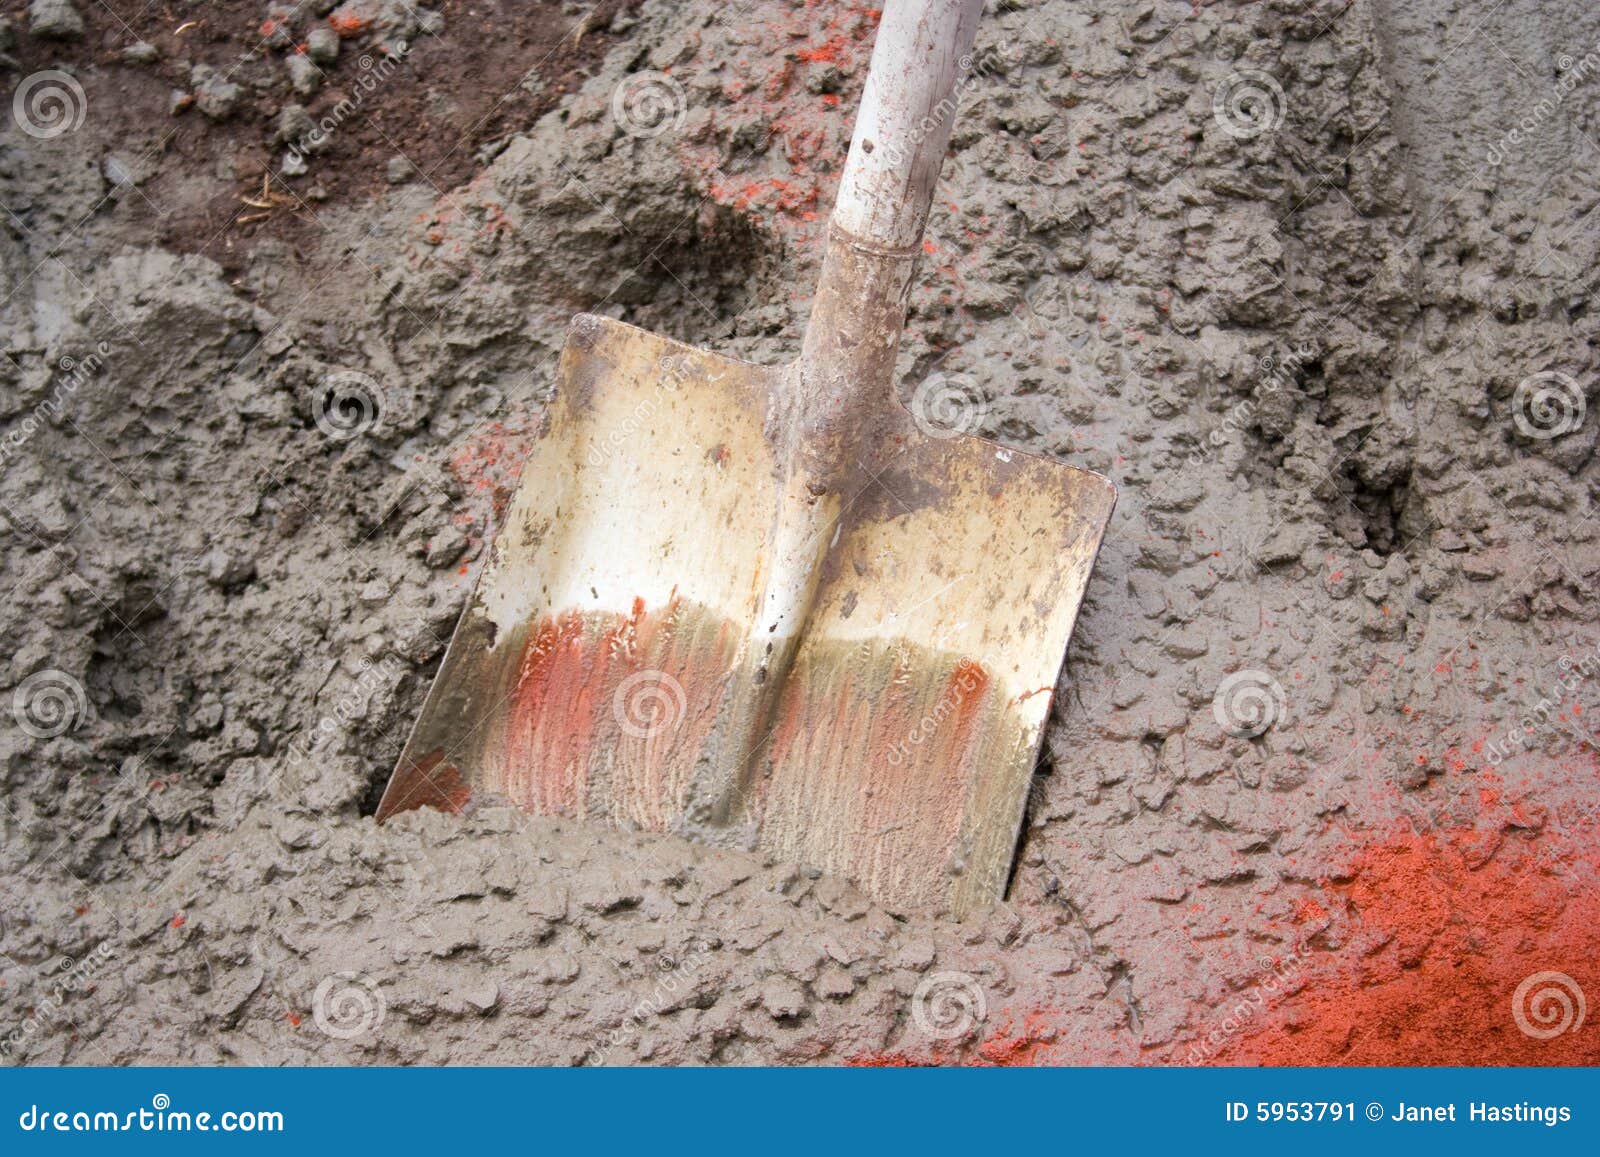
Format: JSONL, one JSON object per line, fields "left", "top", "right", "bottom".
{"left": 798, "top": 0, "right": 985, "bottom": 464}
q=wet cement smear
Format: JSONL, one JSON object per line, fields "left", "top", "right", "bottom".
{"left": 755, "top": 640, "right": 1035, "bottom": 916}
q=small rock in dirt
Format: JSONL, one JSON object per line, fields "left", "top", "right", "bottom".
{"left": 894, "top": 939, "right": 936, "bottom": 972}
{"left": 122, "top": 40, "right": 159, "bottom": 64}
{"left": 1257, "top": 522, "right": 1315, "bottom": 566}
{"left": 424, "top": 527, "right": 468, "bottom": 568}
{"left": 1032, "top": 947, "right": 1081, "bottom": 976}
{"left": 276, "top": 817, "right": 323, "bottom": 850}
{"left": 281, "top": 151, "right": 308, "bottom": 178}
{"left": 573, "top": 866, "right": 643, "bottom": 914}
{"left": 28, "top": 0, "right": 84, "bottom": 41}
{"left": 1324, "top": 561, "right": 1356, "bottom": 599}
{"left": 286, "top": 53, "right": 322, "bottom": 96}
{"left": 385, "top": 155, "right": 416, "bottom": 184}
{"left": 462, "top": 980, "right": 500, "bottom": 1015}
{"left": 539, "top": 955, "right": 581, "bottom": 986}
{"left": 169, "top": 90, "right": 193, "bottom": 117}
{"left": 191, "top": 66, "right": 243, "bottom": 121}
{"left": 812, "top": 875, "right": 870, "bottom": 919}
{"left": 307, "top": 26, "right": 340, "bottom": 63}
{"left": 206, "top": 966, "right": 264, "bottom": 1024}
{"left": 102, "top": 155, "right": 141, "bottom": 189}
{"left": 204, "top": 548, "right": 256, "bottom": 589}
{"left": 274, "top": 103, "right": 318, "bottom": 148}
{"left": 1395, "top": 757, "right": 1431, "bottom": 792}
{"left": 814, "top": 965, "right": 854, "bottom": 999}
{"left": 185, "top": 695, "right": 224, "bottom": 736}
{"left": 260, "top": 12, "right": 294, "bottom": 51}
{"left": 758, "top": 977, "right": 807, "bottom": 1019}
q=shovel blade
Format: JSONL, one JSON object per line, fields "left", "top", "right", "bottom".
{"left": 377, "top": 315, "right": 783, "bottom": 831}
{"left": 378, "top": 315, "right": 1116, "bottom": 918}
{"left": 747, "top": 429, "right": 1115, "bottom": 915}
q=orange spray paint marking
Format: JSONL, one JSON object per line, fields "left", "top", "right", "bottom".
{"left": 1214, "top": 817, "right": 1600, "bottom": 1065}
{"left": 328, "top": 4, "right": 373, "bottom": 37}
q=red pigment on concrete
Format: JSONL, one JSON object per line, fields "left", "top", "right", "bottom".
{"left": 848, "top": 776, "right": 1597, "bottom": 1067}
{"left": 327, "top": 4, "right": 374, "bottom": 37}
{"left": 447, "top": 418, "right": 540, "bottom": 520}
{"left": 758, "top": 649, "right": 1007, "bottom": 913}
{"left": 500, "top": 597, "right": 739, "bottom": 829}
{"left": 688, "top": 3, "right": 882, "bottom": 229}
{"left": 504, "top": 613, "right": 605, "bottom": 817}
{"left": 1216, "top": 815, "right": 1600, "bottom": 1065}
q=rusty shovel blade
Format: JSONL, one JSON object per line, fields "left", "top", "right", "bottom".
{"left": 377, "top": 311, "right": 1114, "bottom": 917}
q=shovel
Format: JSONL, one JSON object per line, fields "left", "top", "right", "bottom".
{"left": 376, "top": 0, "right": 1115, "bottom": 918}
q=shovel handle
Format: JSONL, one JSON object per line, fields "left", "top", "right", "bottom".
{"left": 831, "top": 0, "right": 986, "bottom": 251}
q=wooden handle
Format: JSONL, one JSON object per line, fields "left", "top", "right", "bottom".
{"left": 830, "top": 0, "right": 985, "bottom": 251}
{"left": 797, "top": 0, "right": 984, "bottom": 428}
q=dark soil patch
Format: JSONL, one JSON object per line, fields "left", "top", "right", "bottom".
{"left": 3, "top": 0, "right": 636, "bottom": 270}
